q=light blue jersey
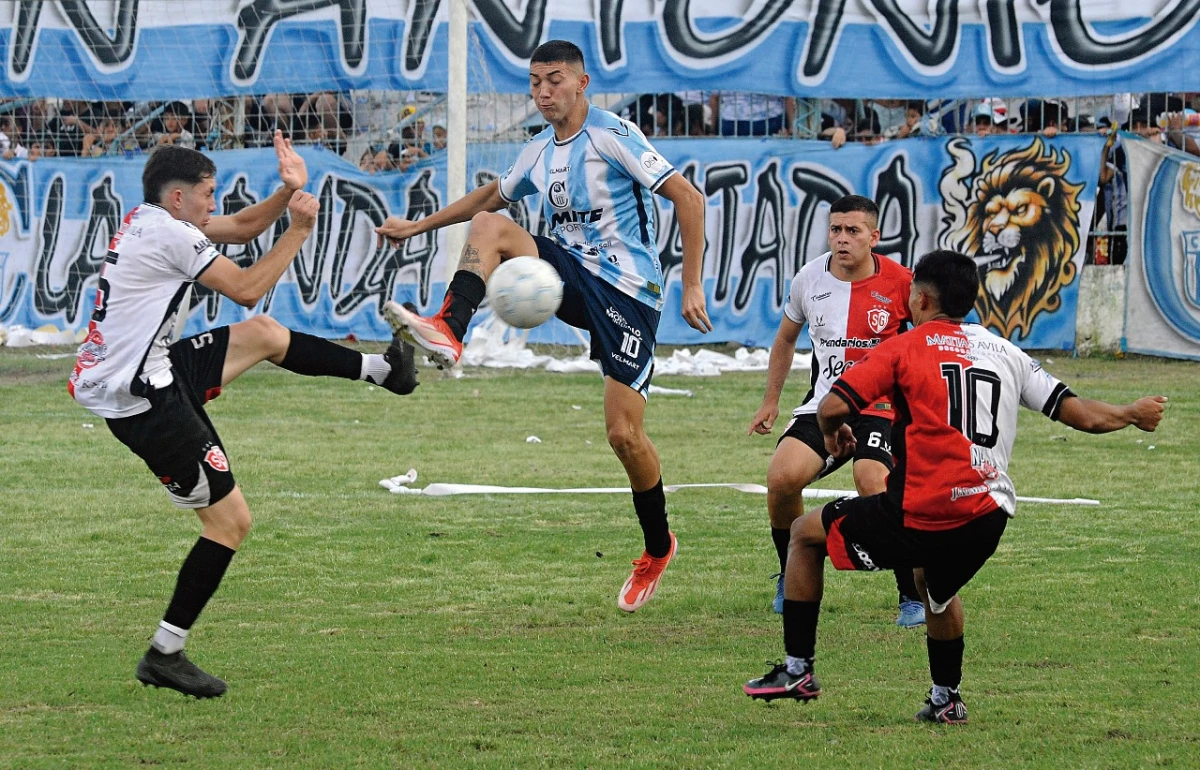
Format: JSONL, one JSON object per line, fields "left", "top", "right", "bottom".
{"left": 499, "top": 105, "right": 675, "bottom": 310}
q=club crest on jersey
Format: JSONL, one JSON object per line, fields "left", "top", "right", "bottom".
{"left": 867, "top": 308, "right": 890, "bottom": 334}
{"left": 76, "top": 328, "right": 107, "bottom": 369}
{"left": 549, "top": 180, "right": 570, "bottom": 209}
{"left": 204, "top": 445, "right": 229, "bottom": 472}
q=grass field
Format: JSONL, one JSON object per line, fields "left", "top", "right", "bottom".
{"left": 1, "top": 346, "right": 1197, "bottom": 769}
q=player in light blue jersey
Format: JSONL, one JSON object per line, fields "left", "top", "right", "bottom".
{"left": 378, "top": 39, "right": 710, "bottom": 613}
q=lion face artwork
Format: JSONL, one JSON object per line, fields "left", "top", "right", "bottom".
{"left": 938, "top": 137, "right": 1084, "bottom": 340}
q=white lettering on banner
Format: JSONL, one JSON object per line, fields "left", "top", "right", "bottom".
{"left": 0, "top": 134, "right": 1101, "bottom": 352}
{"left": 5, "top": 2, "right": 1200, "bottom": 98}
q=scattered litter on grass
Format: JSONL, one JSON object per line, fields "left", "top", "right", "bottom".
{"left": 572, "top": 405, "right": 581, "bottom": 410}
{"left": 526, "top": 436, "right": 542, "bottom": 443}
{"left": 648, "top": 384, "right": 694, "bottom": 397}
{"left": 82, "top": 423, "right": 93, "bottom": 429}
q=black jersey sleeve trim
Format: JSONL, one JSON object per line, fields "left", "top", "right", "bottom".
{"left": 193, "top": 254, "right": 219, "bottom": 281}
{"left": 649, "top": 168, "right": 676, "bottom": 192}
{"left": 1043, "top": 384, "right": 1076, "bottom": 421}
{"left": 829, "top": 380, "right": 868, "bottom": 413}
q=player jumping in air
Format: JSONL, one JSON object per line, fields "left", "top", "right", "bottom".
{"left": 742, "top": 250, "right": 1165, "bottom": 722}
{"left": 69, "top": 137, "right": 418, "bottom": 698}
{"left": 376, "top": 39, "right": 711, "bottom": 612}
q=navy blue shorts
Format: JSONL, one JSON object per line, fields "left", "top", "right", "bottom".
{"left": 533, "top": 236, "right": 660, "bottom": 397}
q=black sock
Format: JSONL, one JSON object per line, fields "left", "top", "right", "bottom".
{"left": 632, "top": 479, "right": 671, "bottom": 558}
{"left": 894, "top": 568, "right": 919, "bottom": 602}
{"left": 441, "top": 271, "right": 487, "bottom": 341}
{"left": 771, "top": 527, "right": 791, "bottom": 574}
{"left": 278, "top": 330, "right": 361, "bottom": 380}
{"left": 783, "top": 599, "right": 821, "bottom": 661}
{"left": 162, "top": 537, "right": 236, "bottom": 631}
{"left": 927, "top": 635, "right": 965, "bottom": 689}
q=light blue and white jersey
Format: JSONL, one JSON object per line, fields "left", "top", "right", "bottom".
{"left": 499, "top": 105, "right": 675, "bottom": 310}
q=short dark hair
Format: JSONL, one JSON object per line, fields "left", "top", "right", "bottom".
{"left": 829, "top": 194, "right": 879, "bottom": 227}
{"left": 142, "top": 145, "right": 216, "bottom": 203}
{"left": 530, "top": 40, "right": 585, "bottom": 69}
{"left": 912, "top": 250, "right": 980, "bottom": 318}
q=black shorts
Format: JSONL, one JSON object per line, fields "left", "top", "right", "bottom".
{"left": 533, "top": 236, "right": 659, "bottom": 397}
{"left": 104, "top": 327, "right": 234, "bottom": 509}
{"left": 821, "top": 494, "right": 1008, "bottom": 608}
{"left": 779, "top": 413, "right": 893, "bottom": 478}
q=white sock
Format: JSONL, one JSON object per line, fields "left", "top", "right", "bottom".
{"left": 360, "top": 353, "right": 391, "bottom": 384}
{"left": 930, "top": 684, "right": 957, "bottom": 706}
{"left": 785, "top": 655, "right": 811, "bottom": 676}
{"left": 151, "top": 621, "right": 188, "bottom": 654}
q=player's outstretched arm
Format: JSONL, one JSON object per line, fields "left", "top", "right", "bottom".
{"left": 1056, "top": 395, "right": 1167, "bottom": 434}
{"left": 203, "top": 130, "right": 309, "bottom": 245}
{"left": 748, "top": 316, "right": 803, "bottom": 435}
{"left": 198, "top": 190, "right": 319, "bottom": 308}
{"left": 376, "top": 180, "right": 508, "bottom": 248}
{"left": 656, "top": 173, "right": 711, "bottom": 333}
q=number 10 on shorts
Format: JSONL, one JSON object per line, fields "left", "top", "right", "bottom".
{"left": 620, "top": 332, "right": 641, "bottom": 358}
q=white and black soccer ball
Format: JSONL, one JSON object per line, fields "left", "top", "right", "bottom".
{"left": 486, "top": 256, "right": 563, "bottom": 329}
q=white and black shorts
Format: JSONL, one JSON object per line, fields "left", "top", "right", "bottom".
{"left": 105, "top": 327, "right": 234, "bottom": 509}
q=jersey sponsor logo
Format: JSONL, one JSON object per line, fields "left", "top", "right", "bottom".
{"left": 640, "top": 151, "right": 668, "bottom": 175}
{"left": 549, "top": 165, "right": 571, "bottom": 174}
{"left": 926, "top": 332, "right": 969, "bottom": 349}
{"left": 870, "top": 290, "right": 893, "bottom": 305}
{"left": 550, "top": 208, "right": 603, "bottom": 227}
{"left": 76, "top": 328, "right": 108, "bottom": 369}
{"left": 548, "top": 180, "right": 570, "bottom": 209}
{"left": 193, "top": 237, "right": 214, "bottom": 254}
{"left": 950, "top": 484, "right": 989, "bottom": 501}
{"left": 810, "top": 291, "right": 832, "bottom": 302}
{"left": 204, "top": 445, "right": 230, "bottom": 473}
{"left": 820, "top": 337, "right": 880, "bottom": 348}
{"left": 866, "top": 308, "right": 890, "bottom": 334}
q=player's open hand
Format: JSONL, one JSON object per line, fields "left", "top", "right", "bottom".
{"left": 682, "top": 284, "right": 712, "bottom": 333}
{"left": 274, "top": 129, "right": 308, "bottom": 191}
{"left": 287, "top": 190, "right": 320, "bottom": 231}
{"left": 824, "top": 423, "right": 856, "bottom": 460}
{"left": 748, "top": 403, "right": 779, "bottom": 436}
{"left": 376, "top": 217, "right": 422, "bottom": 249}
{"left": 1129, "top": 395, "right": 1167, "bottom": 431}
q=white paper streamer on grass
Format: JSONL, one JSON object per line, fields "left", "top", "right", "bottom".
{"left": 377, "top": 472, "right": 1099, "bottom": 505}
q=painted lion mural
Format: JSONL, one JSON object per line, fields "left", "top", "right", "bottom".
{"left": 938, "top": 137, "right": 1084, "bottom": 340}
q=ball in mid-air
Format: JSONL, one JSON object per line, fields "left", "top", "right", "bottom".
{"left": 486, "top": 256, "right": 563, "bottom": 329}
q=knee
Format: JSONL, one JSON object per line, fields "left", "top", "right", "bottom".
{"left": 852, "top": 462, "right": 888, "bottom": 496}
{"left": 606, "top": 423, "right": 643, "bottom": 463}
{"left": 767, "top": 462, "right": 808, "bottom": 500}
{"left": 469, "top": 211, "right": 507, "bottom": 238}
{"left": 789, "top": 511, "right": 825, "bottom": 549}
{"left": 247, "top": 315, "right": 290, "bottom": 354}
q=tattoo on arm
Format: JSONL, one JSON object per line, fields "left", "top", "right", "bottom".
{"left": 459, "top": 243, "right": 485, "bottom": 277}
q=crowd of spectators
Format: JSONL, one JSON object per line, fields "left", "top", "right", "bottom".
{"left": 6, "top": 90, "right": 1196, "bottom": 267}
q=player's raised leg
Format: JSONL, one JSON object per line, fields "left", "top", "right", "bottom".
{"left": 606, "top": 377, "right": 677, "bottom": 612}
{"left": 218, "top": 314, "right": 417, "bottom": 395}
{"left": 384, "top": 212, "right": 540, "bottom": 368}
{"left": 850, "top": 458, "right": 924, "bottom": 627}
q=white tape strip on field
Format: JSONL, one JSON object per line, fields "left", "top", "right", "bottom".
{"left": 378, "top": 469, "right": 1099, "bottom": 505}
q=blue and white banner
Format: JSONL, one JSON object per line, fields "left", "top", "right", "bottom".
{"left": 0, "top": 132, "right": 1101, "bottom": 350}
{"left": 1124, "top": 138, "right": 1200, "bottom": 361}
{"left": 1, "top": 1, "right": 1198, "bottom": 99}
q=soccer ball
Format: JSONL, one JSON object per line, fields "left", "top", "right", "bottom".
{"left": 486, "top": 257, "right": 563, "bottom": 329}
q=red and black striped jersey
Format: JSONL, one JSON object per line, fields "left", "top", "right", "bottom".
{"left": 829, "top": 319, "right": 1074, "bottom": 531}
{"left": 784, "top": 252, "right": 912, "bottom": 417}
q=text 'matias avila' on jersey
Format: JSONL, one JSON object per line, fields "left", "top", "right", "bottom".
{"left": 830, "top": 320, "right": 1075, "bottom": 531}
{"left": 784, "top": 252, "right": 912, "bottom": 416}
{"left": 499, "top": 105, "right": 675, "bottom": 310}
{"left": 69, "top": 204, "right": 221, "bottom": 419}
